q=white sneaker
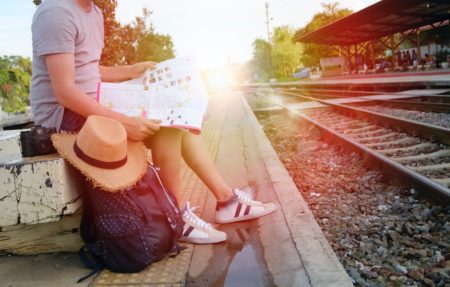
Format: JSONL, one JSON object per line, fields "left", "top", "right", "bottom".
{"left": 180, "top": 202, "right": 227, "bottom": 244}
{"left": 215, "top": 189, "right": 277, "bottom": 224}
{"left": 234, "top": 186, "right": 254, "bottom": 200}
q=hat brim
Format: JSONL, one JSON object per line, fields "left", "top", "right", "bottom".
{"left": 51, "top": 133, "right": 147, "bottom": 192}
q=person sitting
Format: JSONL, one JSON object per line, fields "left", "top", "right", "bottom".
{"left": 425, "top": 53, "right": 435, "bottom": 65}
{"left": 420, "top": 53, "right": 435, "bottom": 70}
{"left": 376, "top": 58, "right": 390, "bottom": 73}
{"left": 31, "top": 0, "right": 277, "bottom": 245}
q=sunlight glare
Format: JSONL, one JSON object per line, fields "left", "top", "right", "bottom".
{"left": 203, "top": 65, "right": 234, "bottom": 93}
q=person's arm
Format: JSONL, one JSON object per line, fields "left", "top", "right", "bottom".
{"left": 99, "top": 61, "right": 157, "bottom": 82}
{"left": 46, "top": 53, "right": 160, "bottom": 140}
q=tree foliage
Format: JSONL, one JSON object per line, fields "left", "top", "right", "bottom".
{"left": 250, "top": 26, "right": 302, "bottom": 81}
{"left": 92, "top": 1, "right": 175, "bottom": 65}
{"left": 121, "top": 8, "right": 174, "bottom": 64}
{"left": 32, "top": 0, "right": 175, "bottom": 66}
{"left": 271, "top": 26, "right": 303, "bottom": 79}
{"left": 0, "top": 56, "right": 32, "bottom": 113}
{"left": 295, "top": 2, "right": 352, "bottom": 67}
{"left": 250, "top": 39, "right": 271, "bottom": 81}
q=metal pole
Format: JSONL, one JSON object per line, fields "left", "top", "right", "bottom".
{"left": 417, "top": 30, "right": 421, "bottom": 65}
{"left": 265, "top": 2, "right": 273, "bottom": 79}
{"left": 390, "top": 35, "right": 395, "bottom": 67}
{"left": 370, "top": 41, "right": 375, "bottom": 69}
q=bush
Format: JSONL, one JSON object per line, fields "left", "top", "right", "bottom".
{"left": 0, "top": 56, "right": 31, "bottom": 113}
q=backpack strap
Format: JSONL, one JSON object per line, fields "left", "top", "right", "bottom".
{"left": 77, "top": 246, "right": 105, "bottom": 283}
{"left": 129, "top": 166, "right": 186, "bottom": 261}
{"left": 143, "top": 165, "right": 184, "bottom": 237}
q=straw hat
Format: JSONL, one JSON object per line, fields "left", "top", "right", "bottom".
{"left": 51, "top": 115, "right": 147, "bottom": 192}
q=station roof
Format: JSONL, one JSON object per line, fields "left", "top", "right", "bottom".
{"left": 295, "top": 0, "right": 450, "bottom": 46}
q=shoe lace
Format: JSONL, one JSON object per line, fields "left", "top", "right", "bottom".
{"left": 184, "top": 202, "right": 211, "bottom": 230}
{"left": 234, "top": 189, "right": 262, "bottom": 206}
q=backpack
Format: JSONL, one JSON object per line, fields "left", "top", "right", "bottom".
{"left": 77, "top": 164, "right": 184, "bottom": 282}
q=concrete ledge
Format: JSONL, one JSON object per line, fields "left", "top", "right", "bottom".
{"left": 0, "top": 212, "right": 82, "bottom": 255}
{"left": 0, "top": 130, "right": 22, "bottom": 163}
{"left": 241, "top": 95, "right": 353, "bottom": 286}
{"left": 0, "top": 154, "right": 83, "bottom": 227}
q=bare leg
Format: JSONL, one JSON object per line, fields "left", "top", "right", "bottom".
{"left": 145, "top": 128, "right": 184, "bottom": 208}
{"left": 145, "top": 128, "right": 234, "bottom": 207}
{"left": 181, "top": 132, "right": 234, "bottom": 202}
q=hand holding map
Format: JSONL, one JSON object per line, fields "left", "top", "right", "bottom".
{"left": 97, "top": 56, "right": 209, "bottom": 134}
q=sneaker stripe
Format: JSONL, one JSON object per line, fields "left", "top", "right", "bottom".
{"left": 234, "top": 202, "right": 243, "bottom": 218}
{"left": 183, "top": 226, "right": 195, "bottom": 237}
{"left": 243, "top": 205, "right": 251, "bottom": 216}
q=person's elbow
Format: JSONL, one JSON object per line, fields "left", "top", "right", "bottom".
{"left": 52, "top": 82, "right": 77, "bottom": 107}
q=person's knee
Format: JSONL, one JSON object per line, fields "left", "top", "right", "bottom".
{"left": 145, "top": 127, "right": 183, "bottom": 148}
{"left": 158, "top": 127, "right": 184, "bottom": 139}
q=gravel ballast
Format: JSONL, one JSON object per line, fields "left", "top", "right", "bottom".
{"left": 360, "top": 105, "right": 450, "bottom": 129}
{"left": 256, "top": 111, "right": 450, "bottom": 287}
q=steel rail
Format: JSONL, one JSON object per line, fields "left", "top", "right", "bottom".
{"left": 247, "top": 85, "right": 450, "bottom": 99}
{"left": 276, "top": 87, "right": 450, "bottom": 111}
{"left": 346, "top": 99, "right": 450, "bottom": 112}
{"left": 279, "top": 87, "right": 450, "bottom": 103}
{"left": 279, "top": 90, "right": 450, "bottom": 146}
{"left": 252, "top": 89, "right": 450, "bottom": 204}
{"left": 286, "top": 87, "right": 450, "bottom": 97}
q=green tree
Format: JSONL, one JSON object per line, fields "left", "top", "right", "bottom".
{"left": 250, "top": 26, "right": 302, "bottom": 81}
{"left": 250, "top": 38, "right": 271, "bottom": 81}
{"left": 296, "top": 2, "right": 352, "bottom": 67}
{"left": 134, "top": 33, "right": 175, "bottom": 63}
{"left": 0, "top": 56, "right": 32, "bottom": 113}
{"left": 121, "top": 8, "right": 175, "bottom": 64}
{"left": 271, "top": 26, "right": 302, "bottom": 80}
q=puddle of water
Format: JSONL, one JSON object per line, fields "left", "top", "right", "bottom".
{"left": 190, "top": 221, "right": 273, "bottom": 286}
{"left": 224, "top": 243, "right": 264, "bottom": 287}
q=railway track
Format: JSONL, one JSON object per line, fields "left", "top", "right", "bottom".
{"left": 247, "top": 87, "right": 450, "bottom": 204}
{"left": 353, "top": 104, "right": 450, "bottom": 128}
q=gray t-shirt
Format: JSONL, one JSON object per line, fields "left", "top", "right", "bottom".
{"left": 30, "top": 0, "right": 104, "bottom": 130}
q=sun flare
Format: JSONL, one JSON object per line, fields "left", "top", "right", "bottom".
{"left": 203, "top": 65, "right": 234, "bottom": 93}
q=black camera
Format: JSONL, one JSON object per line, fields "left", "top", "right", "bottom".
{"left": 20, "top": 126, "right": 57, "bottom": 157}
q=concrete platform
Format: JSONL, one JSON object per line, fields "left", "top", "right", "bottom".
{"left": 0, "top": 91, "right": 352, "bottom": 286}
{"left": 298, "top": 70, "right": 450, "bottom": 86}
{"left": 243, "top": 70, "right": 450, "bottom": 89}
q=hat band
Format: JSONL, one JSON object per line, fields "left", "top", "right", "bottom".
{"left": 73, "top": 141, "right": 127, "bottom": 169}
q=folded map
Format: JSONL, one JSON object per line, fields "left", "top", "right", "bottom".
{"left": 97, "top": 56, "right": 209, "bottom": 134}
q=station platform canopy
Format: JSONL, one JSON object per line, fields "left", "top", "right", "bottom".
{"left": 295, "top": 0, "right": 450, "bottom": 46}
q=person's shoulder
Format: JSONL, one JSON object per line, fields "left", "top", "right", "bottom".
{"left": 34, "top": 0, "right": 75, "bottom": 18}
{"left": 92, "top": 3, "right": 104, "bottom": 18}
{"left": 32, "top": 0, "right": 77, "bottom": 32}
